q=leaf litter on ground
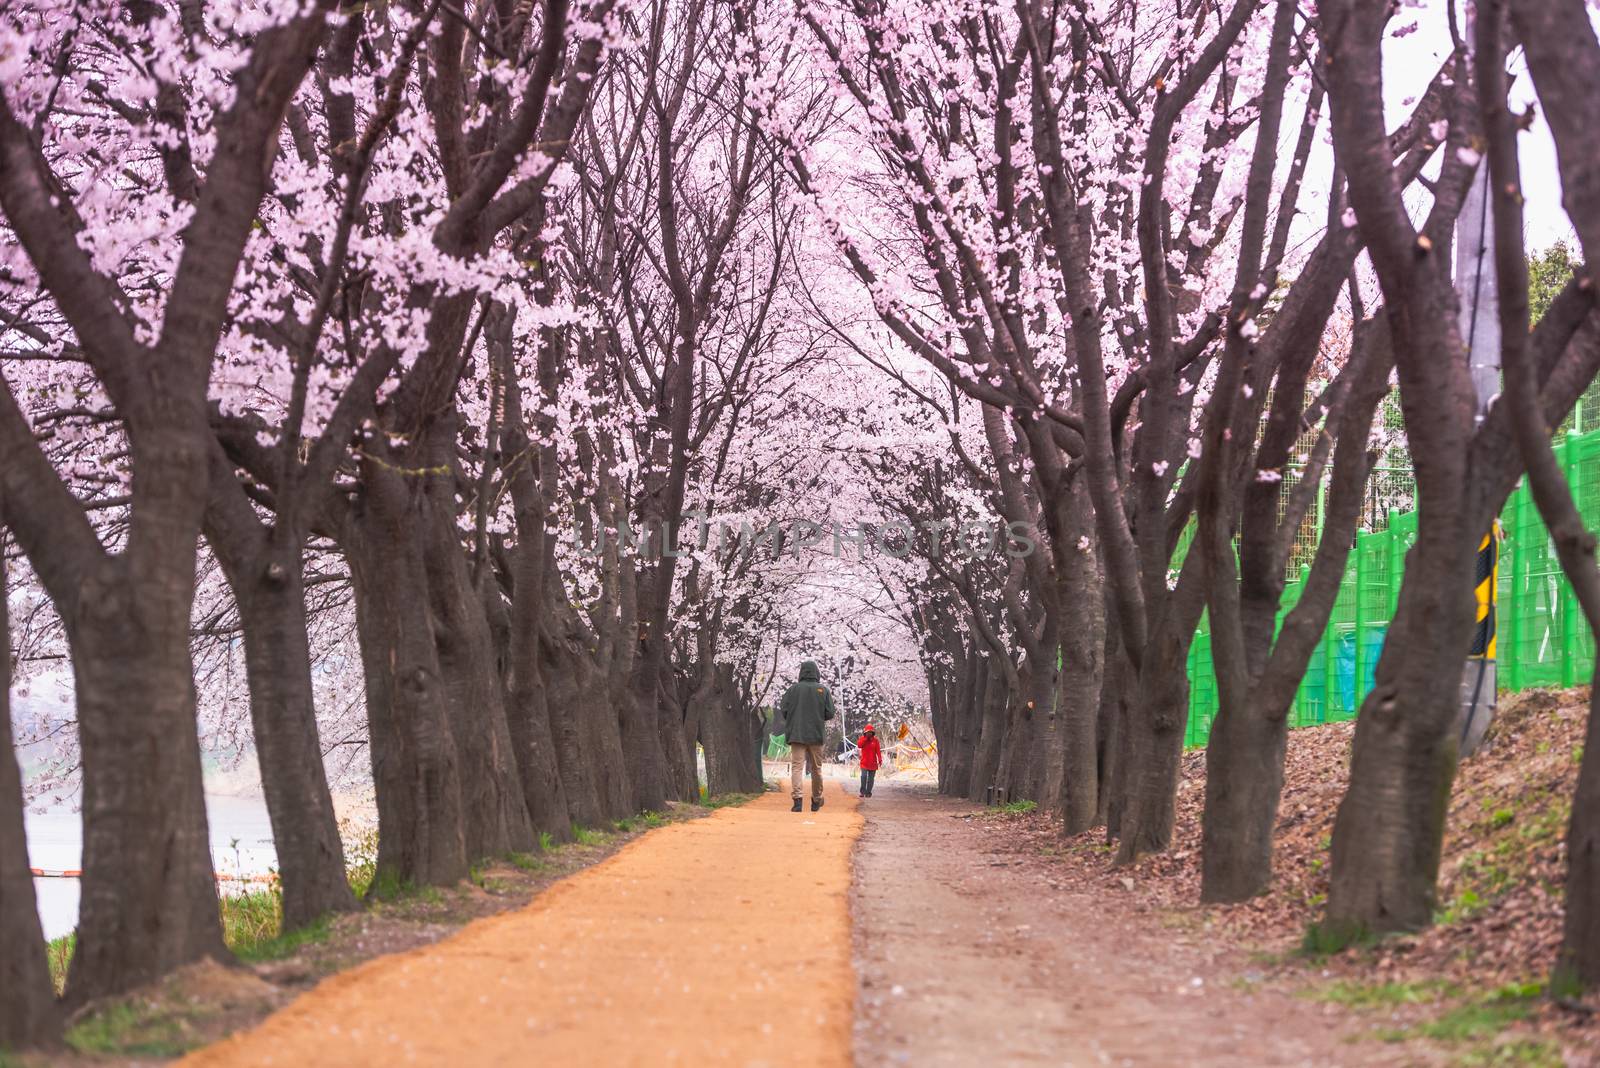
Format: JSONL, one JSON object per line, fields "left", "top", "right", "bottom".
{"left": 974, "top": 687, "right": 1600, "bottom": 1063}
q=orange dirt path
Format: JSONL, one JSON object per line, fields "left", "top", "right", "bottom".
{"left": 181, "top": 784, "right": 861, "bottom": 1067}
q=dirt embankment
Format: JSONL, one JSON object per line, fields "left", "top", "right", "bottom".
{"left": 983, "top": 688, "right": 1600, "bottom": 1064}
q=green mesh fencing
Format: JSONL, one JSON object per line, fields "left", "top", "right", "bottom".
{"left": 1184, "top": 429, "right": 1600, "bottom": 747}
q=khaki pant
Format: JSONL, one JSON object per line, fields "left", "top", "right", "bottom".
{"left": 789, "top": 743, "right": 825, "bottom": 801}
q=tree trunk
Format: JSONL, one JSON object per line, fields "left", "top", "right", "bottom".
{"left": 490, "top": 304, "right": 578, "bottom": 842}
{"left": 940, "top": 651, "right": 980, "bottom": 798}
{"left": 65, "top": 602, "right": 227, "bottom": 1004}
{"left": 203, "top": 437, "right": 357, "bottom": 928}
{"left": 701, "top": 665, "right": 764, "bottom": 796}
{"left": 1099, "top": 594, "right": 1130, "bottom": 837}
{"left": 997, "top": 664, "right": 1053, "bottom": 802}
{"left": 343, "top": 467, "right": 468, "bottom": 892}
{"left": 499, "top": 580, "right": 572, "bottom": 843}
{"left": 420, "top": 488, "right": 536, "bottom": 860}
{"left": 56, "top": 416, "right": 228, "bottom": 1004}
{"left": 1113, "top": 623, "right": 1192, "bottom": 863}
{"left": 0, "top": 546, "right": 59, "bottom": 1049}
{"left": 1058, "top": 642, "right": 1105, "bottom": 834}
{"left": 624, "top": 620, "right": 673, "bottom": 812}
{"left": 927, "top": 664, "right": 952, "bottom": 794}
{"left": 573, "top": 647, "right": 633, "bottom": 822}
{"left": 1096, "top": 653, "right": 1124, "bottom": 833}
{"left": 967, "top": 668, "right": 1008, "bottom": 804}
{"left": 993, "top": 696, "right": 1028, "bottom": 800}
{"left": 485, "top": 564, "right": 582, "bottom": 838}
{"left": 1057, "top": 516, "right": 1105, "bottom": 834}
{"left": 228, "top": 556, "right": 358, "bottom": 926}
{"left": 1041, "top": 682, "right": 1068, "bottom": 814}
{"left": 1199, "top": 699, "right": 1289, "bottom": 902}
{"left": 537, "top": 618, "right": 606, "bottom": 831}
{"left": 658, "top": 679, "right": 698, "bottom": 801}
{"left": 1558, "top": 680, "right": 1600, "bottom": 989}
{"left": 1324, "top": 554, "right": 1475, "bottom": 938}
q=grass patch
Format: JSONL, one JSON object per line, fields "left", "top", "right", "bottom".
{"left": 1376, "top": 983, "right": 1543, "bottom": 1045}
{"left": 46, "top": 931, "right": 74, "bottom": 995}
{"left": 361, "top": 866, "right": 411, "bottom": 902}
{"left": 572, "top": 824, "right": 610, "bottom": 846}
{"left": 507, "top": 851, "right": 547, "bottom": 872}
{"left": 235, "top": 913, "right": 333, "bottom": 964}
{"left": 992, "top": 799, "right": 1037, "bottom": 815}
{"left": 360, "top": 869, "right": 445, "bottom": 906}
{"left": 1454, "top": 1038, "right": 1566, "bottom": 1066}
{"left": 342, "top": 822, "right": 379, "bottom": 899}
{"left": 65, "top": 1002, "right": 189, "bottom": 1057}
{"left": 1439, "top": 801, "right": 1570, "bottom": 926}
{"left": 539, "top": 830, "right": 557, "bottom": 853}
{"left": 616, "top": 810, "right": 670, "bottom": 831}
{"left": 1300, "top": 918, "right": 1379, "bottom": 958}
{"left": 220, "top": 889, "right": 283, "bottom": 956}
{"left": 1438, "top": 888, "right": 1489, "bottom": 925}
{"left": 1305, "top": 978, "right": 1459, "bottom": 1008}
{"left": 702, "top": 791, "right": 760, "bottom": 810}
{"left": 44, "top": 892, "right": 333, "bottom": 990}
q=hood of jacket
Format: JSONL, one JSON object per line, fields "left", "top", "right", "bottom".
{"left": 799, "top": 660, "right": 820, "bottom": 682}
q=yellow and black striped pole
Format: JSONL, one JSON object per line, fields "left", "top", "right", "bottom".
{"left": 1460, "top": 520, "right": 1501, "bottom": 755}
{"left": 1469, "top": 523, "right": 1499, "bottom": 660}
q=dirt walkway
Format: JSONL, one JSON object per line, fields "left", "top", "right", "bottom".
{"left": 182, "top": 785, "right": 861, "bottom": 1067}
{"left": 852, "top": 786, "right": 1419, "bottom": 1067}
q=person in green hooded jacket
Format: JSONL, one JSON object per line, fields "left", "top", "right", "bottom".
{"left": 780, "top": 660, "right": 836, "bottom": 812}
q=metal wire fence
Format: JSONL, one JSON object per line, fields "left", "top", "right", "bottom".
{"left": 1185, "top": 419, "right": 1600, "bottom": 747}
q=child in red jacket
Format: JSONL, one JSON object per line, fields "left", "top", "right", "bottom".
{"left": 857, "top": 725, "right": 883, "bottom": 798}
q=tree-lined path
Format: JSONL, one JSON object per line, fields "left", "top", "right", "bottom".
{"left": 181, "top": 786, "right": 860, "bottom": 1068}
{"left": 11, "top": 0, "right": 1600, "bottom": 1060}
{"left": 158, "top": 777, "right": 1493, "bottom": 1067}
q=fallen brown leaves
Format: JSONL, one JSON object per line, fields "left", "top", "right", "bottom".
{"left": 973, "top": 688, "right": 1600, "bottom": 1059}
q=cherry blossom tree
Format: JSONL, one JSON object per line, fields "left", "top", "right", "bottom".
{"left": 1316, "top": 0, "right": 1600, "bottom": 944}
{"left": 1489, "top": 0, "right": 1600, "bottom": 989}
{"left": 0, "top": 0, "right": 335, "bottom": 1004}
{"left": 1189, "top": 7, "right": 1465, "bottom": 903}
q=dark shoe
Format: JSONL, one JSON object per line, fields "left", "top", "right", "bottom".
{"left": 811, "top": 797, "right": 824, "bottom": 812}
{"left": 791, "top": 799, "right": 803, "bottom": 812}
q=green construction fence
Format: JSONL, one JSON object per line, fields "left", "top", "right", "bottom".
{"left": 1184, "top": 427, "right": 1600, "bottom": 747}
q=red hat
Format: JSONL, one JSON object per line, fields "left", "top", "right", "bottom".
{"left": 863, "top": 724, "right": 875, "bottom": 733}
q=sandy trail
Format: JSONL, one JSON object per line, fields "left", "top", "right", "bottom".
{"left": 182, "top": 785, "right": 861, "bottom": 1068}
{"left": 852, "top": 785, "right": 1420, "bottom": 1067}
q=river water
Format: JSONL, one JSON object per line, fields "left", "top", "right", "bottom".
{"left": 26, "top": 788, "right": 279, "bottom": 942}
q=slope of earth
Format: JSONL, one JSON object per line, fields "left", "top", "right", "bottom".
{"left": 852, "top": 785, "right": 1426, "bottom": 1067}
{"left": 991, "top": 688, "right": 1600, "bottom": 1065}
{"left": 169, "top": 784, "right": 861, "bottom": 1067}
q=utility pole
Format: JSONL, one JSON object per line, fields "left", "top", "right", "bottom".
{"left": 1456, "top": 5, "right": 1501, "bottom": 757}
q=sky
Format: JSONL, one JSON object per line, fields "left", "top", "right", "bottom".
{"left": 1389, "top": 0, "right": 1579, "bottom": 254}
